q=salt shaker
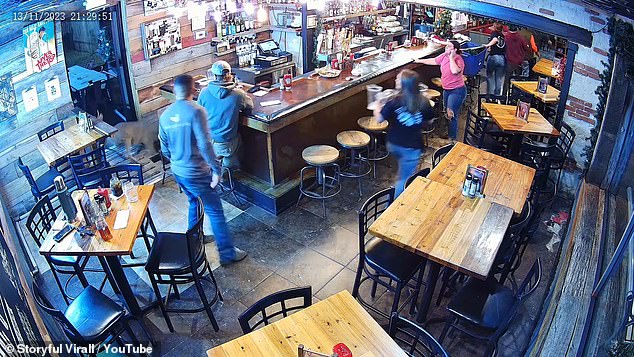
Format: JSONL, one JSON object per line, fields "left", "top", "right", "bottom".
{"left": 469, "top": 177, "right": 480, "bottom": 198}
{"left": 462, "top": 173, "right": 473, "bottom": 197}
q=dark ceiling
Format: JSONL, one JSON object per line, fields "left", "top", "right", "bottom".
{"left": 573, "top": 0, "right": 634, "bottom": 19}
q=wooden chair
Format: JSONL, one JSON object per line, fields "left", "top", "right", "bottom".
{"left": 238, "top": 287, "right": 312, "bottom": 334}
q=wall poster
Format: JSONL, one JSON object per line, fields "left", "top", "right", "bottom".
{"left": 0, "top": 74, "right": 17, "bottom": 123}
{"left": 23, "top": 21, "right": 58, "bottom": 75}
{"left": 141, "top": 17, "right": 182, "bottom": 60}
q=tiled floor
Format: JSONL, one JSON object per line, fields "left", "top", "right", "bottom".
{"left": 24, "top": 132, "right": 572, "bottom": 356}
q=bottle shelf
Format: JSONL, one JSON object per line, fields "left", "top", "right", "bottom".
{"left": 212, "top": 26, "right": 271, "bottom": 42}
{"left": 321, "top": 9, "right": 396, "bottom": 23}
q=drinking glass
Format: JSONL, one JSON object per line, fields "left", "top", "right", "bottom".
{"left": 124, "top": 181, "right": 138, "bottom": 203}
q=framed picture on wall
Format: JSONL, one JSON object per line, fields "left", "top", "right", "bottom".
{"left": 141, "top": 17, "right": 183, "bottom": 60}
{"left": 23, "top": 21, "right": 58, "bottom": 75}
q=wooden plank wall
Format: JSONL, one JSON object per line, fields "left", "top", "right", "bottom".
{"left": 0, "top": 21, "right": 75, "bottom": 217}
{"left": 125, "top": 0, "right": 270, "bottom": 119}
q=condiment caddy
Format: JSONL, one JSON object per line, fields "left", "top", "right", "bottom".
{"left": 462, "top": 164, "right": 489, "bottom": 199}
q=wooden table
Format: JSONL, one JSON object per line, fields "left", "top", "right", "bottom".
{"left": 369, "top": 177, "right": 514, "bottom": 322}
{"left": 428, "top": 142, "right": 535, "bottom": 214}
{"left": 532, "top": 58, "right": 557, "bottom": 78}
{"left": 36, "top": 122, "right": 117, "bottom": 166}
{"left": 511, "top": 81, "right": 560, "bottom": 104}
{"left": 482, "top": 102, "right": 560, "bottom": 157}
{"left": 39, "top": 185, "right": 156, "bottom": 317}
{"left": 207, "top": 291, "right": 407, "bottom": 357}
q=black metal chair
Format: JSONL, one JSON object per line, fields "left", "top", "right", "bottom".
{"left": 68, "top": 145, "right": 110, "bottom": 189}
{"left": 477, "top": 94, "right": 507, "bottom": 117}
{"left": 352, "top": 187, "right": 426, "bottom": 319}
{"left": 32, "top": 281, "right": 141, "bottom": 355}
{"left": 160, "top": 153, "right": 182, "bottom": 193}
{"left": 26, "top": 196, "right": 92, "bottom": 304}
{"left": 405, "top": 168, "right": 431, "bottom": 189}
{"left": 550, "top": 122, "right": 576, "bottom": 189}
{"left": 144, "top": 197, "right": 222, "bottom": 333}
{"left": 432, "top": 144, "right": 455, "bottom": 169}
{"left": 38, "top": 121, "right": 65, "bottom": 141}
{"left": 238, "top": 286, "right": 312, "bottom": 334}
{"left": 519, "top": 142, "right": 555, "bottom": 205}
{"left": 388, "top": 313, "right": 449, "bottom": 357}
{"left": 17, "top": 157, "right": 59, "bottom": 202}
{"left": 439, "top": 259, "right": 542, "bottom": 357}
{"left": 464, "top": 111, "right": 511, "bottom": 156}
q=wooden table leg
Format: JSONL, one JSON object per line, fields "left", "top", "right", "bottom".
{"left": 416, "top": 261, "right": 441, "bottom": 323}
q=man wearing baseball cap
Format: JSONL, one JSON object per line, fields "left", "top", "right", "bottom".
{"left": 159, "top": 74, "right": 247, "bottom": 265}
{"left": 197, "top": 60, "right": 253, "bottom": 169}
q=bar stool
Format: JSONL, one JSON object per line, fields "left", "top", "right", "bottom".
{"left": 337, "top": 130, "right": 372, "bottom": 196}
{"left": 357, "top": 116, "right": 389, "bottom": 179}
{"left": 431, "top": 77, "right": 443, "bottom": 89}
{"left": 297, "top": 145, "right": 342, "bottom": 218}
{"left": 215, "top": 157, "right": 242, "bottom": 205}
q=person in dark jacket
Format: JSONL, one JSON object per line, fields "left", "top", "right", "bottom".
{"left": 159, "top": 74, "right": 246, "bottom": 265}
{"left": 503, "top": 25, "right": 530, "bottom": 95}
{"left": 374, "top": 69, "right": 434, "bottom": 196}
{"left": 198, "top": 61, "right": 254, "bottom": 169}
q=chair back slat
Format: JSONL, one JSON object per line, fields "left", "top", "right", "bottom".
{"left": 388, "top": 313, "right": 449, "bottom": 357}
{"left": 405, "top": 168, "right": 430, "bottom": 189}
{"left": 98, "top": 164, "right": 144, "bottom": 187}
{"left": 17, "top": 157, "right": 42, "bottom": 197}
{"left": 186, "top": 197, "right": 206, "bottom": 266}
{"left": 464, "top": 111, "right": 491, "bottom": 149}
{"left": 26, "top": 196, "right": 57, "bottom": 247}
{"left": 557, "top": 122, "right": 576, "bottom": 158}
{"left": 357, "top": 187, "right": 395, "bottom": 260}
{"left": 431, "top": 144, "right": 454, "bottom": 169}
{"left": 38, "top": 121, "right": 65, "bottom": 141}
{"left": 68, "top": 145, "right": 109, "bottom": 189}
{"left": 238, "top": 287, "right": 312, "bottom": 334}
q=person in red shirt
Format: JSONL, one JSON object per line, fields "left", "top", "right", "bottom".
{"left": 504, "top": 25, "right": 530, "bottom": 96}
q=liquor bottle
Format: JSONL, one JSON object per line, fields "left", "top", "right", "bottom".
{"left": 222, "top": 19, "right": 228, "bottom": 36}
{"left": 216, "top": 16, "right": 223, "bottom": 38}
{"left": 230, "top": 16, "right": 237, "bottom": 34}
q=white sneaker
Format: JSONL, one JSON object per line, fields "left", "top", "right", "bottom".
{"left": 220, "top": 248, "right": 248, "bottom": 266}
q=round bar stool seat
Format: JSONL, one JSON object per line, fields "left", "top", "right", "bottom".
{"left": 337, "top": 130, "right": 372, "bottom": 196}
{"left": 423, "top": 89, "right": 442, "bottom": 100}
{"left": 297, "top": 145, "right": 341, "bottom": 218}
{"left": 431, "top": 77, "right": 443, "bottom": 88}
{"left": 337, "top": 130, "right": 371, "bottom": 148}
{"left": 357, "top": 116, "right": 388, "bottom": 132}
{"left": 357, "top": 117, "right": 389, "bottom": 179}
{"left": 302, "top": 145, "right": 340, "bottom": 166}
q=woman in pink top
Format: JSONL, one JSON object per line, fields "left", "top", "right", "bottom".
{"left": 415, "top": 41, "right": 467, "bottom": 141}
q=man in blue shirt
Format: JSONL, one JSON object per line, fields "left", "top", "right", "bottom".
{"left": 198, "top": 61, "right": 253, "bottom": 169}
{"left": 159, "top": 74, "right": 246, "bottom": 265}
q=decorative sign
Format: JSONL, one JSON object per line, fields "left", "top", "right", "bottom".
{"left": 515, "top": 99, "right": 531, "bottom": 122}
{"left": 23, "top": 21, "right": 58, "bottom": 75}
{"left": 0, "top": 75, "right": 17, "bottom": 123}
{"left": 143, "top": 0, "right": 188, "bottom": 15}
{"left": 45, "top": 76, "right": 61, "bottom": 102}
{"left": 537, "top": 77, "right": 549, "bottom": 94}
{"left": 22, "top": 86, "right": 39, "bottom": 113}
{"left": 141, "top": 17, "right": 183, "bottom": 60}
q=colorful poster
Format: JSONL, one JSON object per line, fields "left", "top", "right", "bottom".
{"left": 0, "top": 75, "right": 18, "bottom": 122}
{"left": 23, "top": 21, "right": 58, "bottom": 75}
{"left": 45, "top": 76, "right": 61, "bottom": 102}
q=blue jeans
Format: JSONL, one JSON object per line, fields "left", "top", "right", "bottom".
{"left": 443, "top": 86, "right": 467, "bottom": 140}
{"left": 486, "top": 54, "right": 506, "bottom": 96}
{"left": 174, "top": 174, "right": 235, "bottom": 262}
{"left": 387, "top": 142, "right": 421, "bottom": 197}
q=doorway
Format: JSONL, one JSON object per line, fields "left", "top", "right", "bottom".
{"left": 61, "top": 3, "right": 137, "bottom": 124}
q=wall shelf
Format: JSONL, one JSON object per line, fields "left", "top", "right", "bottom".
{"left": 212, "top": 26, "right": 271, "bottom": 42}
{"left": 321, "top": 9, "right": 396, "bottom": 22}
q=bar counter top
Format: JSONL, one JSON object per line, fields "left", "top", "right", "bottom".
{"left": 160, "top": 42, "right": 444, "bottom": 133}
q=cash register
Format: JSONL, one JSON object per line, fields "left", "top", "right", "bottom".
{"left": 255, "top": 39, "right": 293, "bottom": 68}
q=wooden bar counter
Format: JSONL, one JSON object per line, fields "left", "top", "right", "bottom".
{"left": 161, "top": 43, "right": 445, "bottom": 213}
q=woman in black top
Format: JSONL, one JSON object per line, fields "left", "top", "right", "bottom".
{"left": 375, "top": 69, "right": 434, "bottom": 196}
{"left": 484, "top": 22, "right": 506, "bottom": 97}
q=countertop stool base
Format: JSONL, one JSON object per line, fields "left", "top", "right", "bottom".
{"left": 297, "top": 145, "right": 342, "bottom": 219}
{"left": 337, "top": 130, "right": 372, "bottom": 197}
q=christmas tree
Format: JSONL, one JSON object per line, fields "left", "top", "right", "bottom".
{"left": 435, "top": 10, "right": 453, "bottom": 39}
